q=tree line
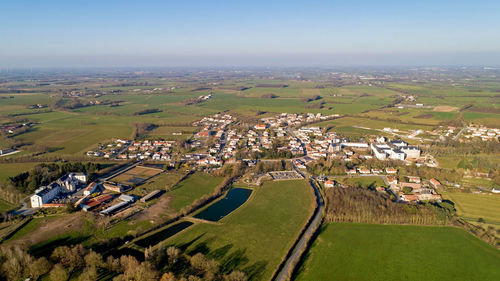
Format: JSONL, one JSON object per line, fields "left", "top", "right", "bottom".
{"left": 324, "top": 187, "right": 449, "bottom": 225}
{"left": 0, "top": 243, "right": 248, "bottom": 281}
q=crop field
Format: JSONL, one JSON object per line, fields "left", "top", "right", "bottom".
{"left": 444, "top": 192, "right": 500, "bottom": 224}
{"left": 109, "top": 165, "right": 163, "bottom": 185}
{"left": 164, "top": 180, "right": 315, "bottom": 281}
{"left": 295, "top": 223, "right": 500, "bottom": 281}
{"left": 2, "top": 80, "right": 499, "bottom": 162}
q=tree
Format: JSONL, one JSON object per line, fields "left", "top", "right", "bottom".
{"left": 160, "top": 272, "right": 177, "bottom": 281}
{"left": 224, "top": 270, "right": 248, "bottom": 281}
{"left": 166, "top": 246, "right": 180, "bottom": 264}
{"left": 190, "top": 253, "right": 207, "bottom": 273}
{"left": 77, "top": 266, "right": 98, "bottom": 281}
{"left": 29, "top": 257, "right": 52, "bottom": 280}
{"left": 84, "top": 251, "right": 103, "bottom": 269}
{"left": 49, "top": 264, "right": 68, "bottom": 281}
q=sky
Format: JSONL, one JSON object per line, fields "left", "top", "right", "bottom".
{"left": 1, "top": 0, "right": 500, "bottom": 67}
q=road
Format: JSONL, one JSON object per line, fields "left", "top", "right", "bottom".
{"left": 273, "top": 178, "right": 324, "bottom": 281}
{"left": 453, "top": 125, "right": 467, "bottom": 141}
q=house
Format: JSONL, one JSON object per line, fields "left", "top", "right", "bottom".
{"left": 358, "top": 168, "right": 370, "bottom": 174}
{"left": 387, "top": 176, "right": 398, "bottom": 185}
{"left": 197, "top": 130, "right": 212, "bottom": 137}
{"left": 254, "top": 124, "right": 267, "bottom": 130}
{"left": 430, "top": 178, "right": 441, "bottom": 188}
{"left": 346, "top": 169, "right": 357, "bottom": 174}
{"left": 400, "top": 182, "right": 422, "bottom": 190}
{"left": 324, "top": 180, "right": 335, "bottom": 188}
{"left": 416, "top": 193, "right": 442, "bottom": 202}
{"left": 401, "top": 194, "right": 419, "bottom": 203}
{"left": 385, "top": 168, "right": 398, "bottom": 174}
{"left": 407, "top": 176, "right": 421, "bottom": 183}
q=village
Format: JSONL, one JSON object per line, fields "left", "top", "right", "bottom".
{"left": 23, "top": 111, "right": 448, "bottom": 218}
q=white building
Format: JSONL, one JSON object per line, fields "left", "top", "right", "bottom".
{"left": 401, "top": 146, "right": 421, "bottom": 159}
{"left": 30, "top": 183, "right": 61, "bottom": 208}
{"left": 371, "top": 143, "right": 388, "bottom": 160}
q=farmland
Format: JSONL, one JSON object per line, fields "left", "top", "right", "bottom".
{"left": 444, "top": 192, "right": 500, "bottom": 224}
{"left": 0, "top": 162, "right": 39, "bottom": 181}
{"left": 0, "top": 68, "right": 499, "bottom": 281}
{"left": 162, "top": 180, "right": 315, "bottom": 280}
{"left": 109, "top": 165, "right": 163, "bottom": 186}
{"left": 295, "top": 223, "right": 500, "bottom": 281}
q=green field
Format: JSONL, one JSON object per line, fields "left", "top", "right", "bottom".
{"left": 0, "top": 199, "right": 14, "bottom": 213}
{"left": 444, "top": 192, "right": 500, "bottom": 224}
{"left": 135, "top": 171, "right": 186, "bottom": 194}
{"left": 295, "top": 223, "right": 500, "bottom": 281}
{"left": 164, "top": 180, "right": 315, "bottom": 280}
{"left": 0, "top": 162, "right": 39, "bottom": 181}
{"left": 337, "top": 176, "right": 386, "bottom": 188}
{"left": 166, "top": 172, "right": 225, "bottom": 211}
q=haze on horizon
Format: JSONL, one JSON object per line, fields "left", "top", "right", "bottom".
{"left": 1, "top": 0, "right": 500, "bottom": 68}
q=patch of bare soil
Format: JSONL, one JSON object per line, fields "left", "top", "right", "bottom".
{"left": 433, "top": 106, "right": 458, "bottom": 112}
{"left": 9, "top": 213, "right": 85, "bottom": 248}
{"left": 135, "top": 196, "right": 176, "bottom": 223}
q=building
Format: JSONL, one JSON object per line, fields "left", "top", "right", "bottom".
{"left": 401, "top": 194, "right": 419, "bottom": 203}
{"left": 385, "top": 168, "right": 398, "bottom": 174}
{"left": 407, "top": 176, "right": 421, "bottom": 183}
{"left": 254, "top": 124, "right": 267, "bottom": 130}
{"left": 103, "top": 182, "right": 128, "bottom": 193}
{"left": 387, "top": 176, "right": 398, "bottom": 185}
{"left": 30, "top": 183, "right": 61, "bottom": 208}
{"left": 430, "top": 178, "right": 441, "bottom": 188}
{"left": 371, "top": 143, "right": 387, "bottom": 160}
{"left": 0, "top": 148, "right": 15, "bottom": 155}
{"left": 324, "top": 180, "right": 335, "bottom": 188}
{"left": 387, "top": 149, "right": 405, "bottom": 161}
{"left": 341, "top": 142, "right": 369, "bottom": 149}
{"left": 83, "top": 182, "right": 99, "bottom": 196}
{"left": 401, "top": 146, "right": 421, "bottom": 159}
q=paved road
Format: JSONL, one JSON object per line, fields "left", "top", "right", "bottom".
{"left": 453, "top": 125, "right": 467, "bottom": 141}
{"left": 274, "top": 179, "right": 324, "bottom": 281}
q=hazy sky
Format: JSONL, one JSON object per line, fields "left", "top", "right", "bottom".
{"left": 1, "top": 0, "right": 500, "bottom": 67}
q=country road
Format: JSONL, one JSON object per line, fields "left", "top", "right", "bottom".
{"left": 273, "top": 178, "right": 324, "bottom": 281}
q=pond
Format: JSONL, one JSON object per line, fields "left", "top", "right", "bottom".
{"left": 135, "top": 221, "right": 193, "bottom": 248}
{"left": 194, "top": 188, "right": 252, "bottom": 222}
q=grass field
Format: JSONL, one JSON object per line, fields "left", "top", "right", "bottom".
{"left": 337, "top": 176, "right": 386, "bottom": 188}
{"left": 0, "top": 199, "right": 14, "bottom": 213}
{"left": 166, "top": 172, "right": 225, "bottom": 211}
{"left": 295, "top": 223, "right": 500, "bottom": 281}
{"left": 444, "top": 192, "right": 500, "bottom": 224}
{"left": 164, "top": 180, "right": 315, "bottom": 280}
{"left": 0, "top": 162, "right": 39, "bottom": 181}
{"left": 136, "top": 171, "right": 186, "bottom": 194}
